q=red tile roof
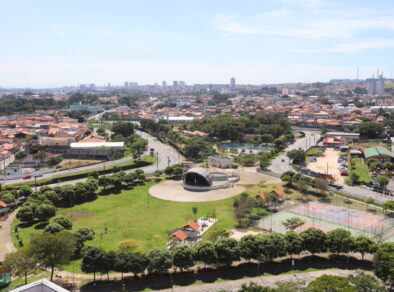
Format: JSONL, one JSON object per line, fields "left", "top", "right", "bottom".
{"left": 0, "top": 201, "right": 7, "bottom": 208}
{"left": 272, "top": 189, "right": 284, "bottom": 196}
{"left": 170, "top": 230, "right": 188, "bottom": 241}
{"left": 255, "top": 193, "right": 266, "bottom": 200}
{"left": 182, "top": 221, "right": 200, "bottom": 231}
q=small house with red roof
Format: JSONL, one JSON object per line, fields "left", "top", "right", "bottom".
{"left": 0, "top": 200, "right": 9, "bottom": 217}
{"left": 271, "top": 189, "right": 284, "bottom": 197}
{"left": 168, "top": 221, "right": 201, "bottom": 248}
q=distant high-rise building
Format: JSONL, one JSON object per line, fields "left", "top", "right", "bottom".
{"left": 129, "top": 82, "right": 138, "bottom": 88}
{"left": 179, "top": 81, "right": 186, "bottom": 87}
{"left": 79, "top": 84, "right": 86, "bottom": 92}
{"left": 124, "top": 81, "right": 129, "bottom": 88}
{"left": 367, "top": 74, "right": 385, "bottom": 96}
{"left": 162, "top": 81, "right": 167, "bottom": 87}
{"left": 173, "top": 81, "right": 179, "bottom": 88}
{"left": 107, "top": 82, "right": 111, "bottom": 88}
{"left": 89, "top": 83, "right": 96, "bottom": 91}
{"left": 282, "top": 88, "right": 289, "bottom": 95}
{"left": 230, "top": 77, "right": 236, "bottom": 88}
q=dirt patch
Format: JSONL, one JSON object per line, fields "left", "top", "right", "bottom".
{"left": 229, "top": 229, "right": 261, "bottom": 240}
{"left": 56, "top": 159, "right": 103, "bottom": 171}
{"left": 308, "top": 148, "right": 344, "bottom": 184}
{"left": 58, "top": 210, "right": 93, "bottom": 221}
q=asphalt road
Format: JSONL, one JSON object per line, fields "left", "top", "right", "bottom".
{"left": 2, "top": 130, "right": 184, "bottom": 186}
{"left": 268, "top": 131, "right": 320, "bottom": 174}
{"left": 268, "top": 131, "right": 393, "bottom": 204}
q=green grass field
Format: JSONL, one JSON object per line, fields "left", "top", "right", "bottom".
{"left": 12, "top": 181, "right": 237, "bottom": 273}
{"left": 385, "top": 81, "right": 394, "bottom": 88}
{"left": 350, "top": 158, "right": 371, "bottom": 185}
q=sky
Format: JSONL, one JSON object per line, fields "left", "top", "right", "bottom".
{"left": 1, "top": 0, "right": 394, "bottom": 87}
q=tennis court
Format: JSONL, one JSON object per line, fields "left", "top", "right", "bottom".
{"left": 257, "top": 202, "right": 394, "bottom": 240}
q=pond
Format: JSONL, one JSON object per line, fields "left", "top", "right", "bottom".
{"left": 219, "top": 142, "right": 273, "bottom": 151}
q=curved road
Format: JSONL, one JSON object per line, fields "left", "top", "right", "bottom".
{"left": 269, "top": 131, "right": 393, "bottom": 204}
{"left": 2, "top": 130, "right": 184, "bottom": 186}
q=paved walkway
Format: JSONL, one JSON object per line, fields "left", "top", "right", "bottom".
{"left": 0, "top": 211, "right": 17, "bottom": 260}
{"left": 160, "top": 269, "right": 371, "bottom": 292}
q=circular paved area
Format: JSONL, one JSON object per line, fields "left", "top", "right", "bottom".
{"left": 149, "top": 168, "right": 281, "bottom": 202}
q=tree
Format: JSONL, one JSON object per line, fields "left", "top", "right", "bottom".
{"left": 4, "top": 247, "right": 36, "bottom": 285}
{"left": 238, "top": 282, "right": 276, "bottom": 292}
{"left": 15, "top": 151, "right": 27, "bottom": 160}
{"left": 214, "top": 238, "right": 240, "bottom": 265}
{"left": 100, "top": 251, "right": 117, "bottom": 280}
{"left": 358, "top": 122, "right": 384, "bottom": 139}
{"left": 193, "top": 241, "right": 217, "bottom": 266}
{"left": 53, "top": 216, "right": 72, "bottom": 230}
{"left": 282, "top": 217, "right": 304, "bottom": 231}
{"left": 44, "top": 223, "right": 64, "bottom": 234}
{"left": 373, "top": 242, "right": 394, "bottom": 288}
{"left": 314, "top": 178, "right": 328, "bottom": 194}
{"left": 326, "top": 228, "right": 353, "bottom": 254}
{"left": 192, "top": 207, "right": 198, "bottom": 220}
{"left": 171, "top": 245, "right": 194, "bottom": 270}
{"left": 113, "top": 253, "right": 129, "bottom": 280}
{"left": 376, "top": 176, "right": 389, "bottom": 190}
{"left": 280, "top": 171, "right": 296, "bottom": 186}
{"left": 239, "top": 235, "right": 259, "bottom": 261}
{"left": 257, "top": 233, "right": 286, "bottom": 260}
{"left": 348, "top": 271, "right": 387, "bottom": 292}
{"left": 383, "top": 201, "right": 394, "bottom": 214}
{"left": 320, "top": 128, "right": 328, "bottom": 137}
{"left": 351, "top": 173, "right": 360, "bottom": 185}
{"left": 284, "top": 231, "right": 303, "bottom": 259}
{"left": 29, "top": 231, "right": 75, "bottom": 281}
{"left": 16, "top": 206, "right": 34, "bottom": 224}
{"left": 127, "top": 252, "right": 148, "bottom": 276}
{"left": 307, "top": 274, "right": 356, "bottom": 292}
{"left": 273, "top": 138, "right": 285, "bottom": 150}
{"left": 352, "top": 235, "right": 376, "bottom": 261}
{"left": 300, "top": 227, "right": 327, "bottom": 255}
{"left": 73, "top": 228, "right": 95, "bottom": 258}
{"left": 259, "top": 158, "right": 270, "bottom": 171}
{"left": 35, "top": 204, "right": 56, "bottom": 222}
{"left": 81, "top": 247, "right": 105, "bottom": 283}
{"left": 18, "top": 186, "right": 32, "bottom": 198}
{"left": 98, "top": 176, "right": 111, "bottom": 189}
{"left": 287, "top": 150, "right": 306, "bottom": 164}
{"left": 111, "top": 122, "right": 134, "bottom": 137}
{"left": 43, "top": 190, "right": 59, "bottom": 204}
{"left": 146, "top": 248, "right": 172, "bottom": 274}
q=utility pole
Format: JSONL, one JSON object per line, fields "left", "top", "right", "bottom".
{"left": 156, "top": 152, "right": 159, "bottom": 170}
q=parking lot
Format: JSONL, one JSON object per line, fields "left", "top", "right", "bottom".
{"left": 308, "top": 148, "right": 345, "bottom": 184}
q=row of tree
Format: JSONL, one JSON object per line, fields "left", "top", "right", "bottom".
{"left": 79, "top": 228, "right": 382, "bottom": 281}
{"left": 16, "top": 169, "right": 147, "bottom": 225}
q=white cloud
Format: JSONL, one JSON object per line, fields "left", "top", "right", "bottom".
{"left": 324, "top": 39, "right": 394, "bottom": 53}
{"left": 213, "top": 9, "right": 394, "bottom": 41}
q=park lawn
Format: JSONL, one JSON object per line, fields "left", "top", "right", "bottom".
{"left": 306, "top": 147, "right": 321, "bottom": 155}
{"left": 351, "top": 158, "right": 371, "bottom": 184}
{"left": 12, "top": 181, "right": 237, "bottom": 273}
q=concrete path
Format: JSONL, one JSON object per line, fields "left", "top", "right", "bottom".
{"left": 159, "top": 269, "right": 371, "bottom": 292}
{"left": 0, "top": 211, "right": 17, "bottom": 260}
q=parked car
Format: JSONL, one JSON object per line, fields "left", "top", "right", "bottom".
{"left": 34, "top": 172, "right": 43, "bottom": 177}
{"left": 22, "top": 174, "right": 31, "bottom": 180}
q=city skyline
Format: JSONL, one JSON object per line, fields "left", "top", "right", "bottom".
{"left": 1, "top": 0, "right": 394, "bottom": 87}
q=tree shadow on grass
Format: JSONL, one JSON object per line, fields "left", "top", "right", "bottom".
{"left": 34, "top": 221, "right": 49, "bottom": 229}
{"left": 79, "top": 255, "right": 373, "bottom": 292}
